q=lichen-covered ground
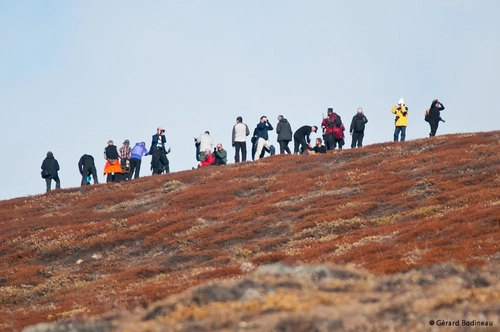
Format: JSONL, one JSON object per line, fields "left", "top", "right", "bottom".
{"left": 2, "top": 131, "right": 500, "bottom": 331}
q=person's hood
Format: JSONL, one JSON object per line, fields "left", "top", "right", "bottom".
{"left": 279, "top": 118, "right": 288, "bottom": 123}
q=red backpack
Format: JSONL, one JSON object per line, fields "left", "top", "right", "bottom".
{"left": 332, "top": 123, "right": 345, "bottom": 139}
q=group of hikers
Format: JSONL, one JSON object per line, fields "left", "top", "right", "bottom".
{"left": 40, "top": 127, "right": 168, "bottom": 192}
{"left": 40, "top": 99, "right": 445, "bottom": 192}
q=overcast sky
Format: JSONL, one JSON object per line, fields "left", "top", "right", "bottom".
{"left": 1, "top": 1, "right": 499, "bottom": 200}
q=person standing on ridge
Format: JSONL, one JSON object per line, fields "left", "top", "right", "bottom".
{"left": 119, "top": 139, "right": 132, "bottom": 180}
{"left": 321, "top": 108, "right": 342, "bottom": 150}
{"left": 41, "top": 151, "right": 60, "bottom": 192}
{"left": 391, "top": 98, "right": 409, "bottom": 142}
{"left": 104, "top": 140, "right": 122, "bottom": 182}
{"left": 349, "top": 107, "right": 368, "bottom": 148}
{"left": 276, "top": 115, "right": 293, "bottom": 154}
{"left": 427, "top": 99, "right": 445, "bottom": 137}
{"left": 232, "top": 116, "right": 250, "bottom": 162}
{"left": 196, "top": 131, "right": 213, "bottom": 162}
{"left": 149, "top": 127, "right": 170, "bottom": 175}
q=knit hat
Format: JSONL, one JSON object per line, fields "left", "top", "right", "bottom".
{"left": 327, "top": 108, "right": 333, "bottom": 113}
{"left": 397, "top": 98, "right": 404, "bottom": 105}
{"left": 123, "top": 139, "right": 130, "bottom": 144}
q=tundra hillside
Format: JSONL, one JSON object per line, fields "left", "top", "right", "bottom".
{"left": 2, "top": 132, "right": 500, "bottom": 331}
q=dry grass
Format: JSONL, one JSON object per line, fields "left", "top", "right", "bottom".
{"left": 3, "top": 131, "right": 500, "bottom": 331}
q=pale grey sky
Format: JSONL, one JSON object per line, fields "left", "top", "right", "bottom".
{"left": 1, "top": 1, "right": 499, "bottom": 200}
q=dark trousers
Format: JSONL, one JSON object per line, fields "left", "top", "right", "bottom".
{"left": 214, "top": 159, "right": 227, "bottom": 166}
{"left": 394, "top": 126, "right": 406, "bottom": 142}
{"left": 129, "top": 158, "right": 142, "bottom": 179}
{"left": 81, "top": 165, "right": 98, "bottom": 186}
{"left": 324, "top": 133, "right": 335, "bottom": 150}
{"left": 332, "top": 138, "right": 345, "bottom": 150}
{"left": 151, "top": 149, "right": 169, "bottom": 174}
{"left": 45, "top": 175, "right": 60, "bottom": 192}
{"left": 106, "top": 173, "right": 122, "bottom": 183}
{"left": 234, "top": 141, "right": 247, "bottom": 162}
{"left": 293, "top": 135, "right": 307, "bottom": 154}
{"left": 278, "top": 140, "right": 291, "bottom": 154}
{"left": 351, "top": 132, "right": 364, "bottom": 148}
{"left": 429, "top": 119, "right": 439, "bottom": 137}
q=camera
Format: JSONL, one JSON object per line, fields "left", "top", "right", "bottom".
{"left": 161, "top": 129, "right": 165, "bottom": 134}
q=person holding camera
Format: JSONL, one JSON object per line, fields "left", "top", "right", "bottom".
{"left": 427, "top": 99, "right": 445, "bottom": 137}
{"left": 391, "top": 98, "right": 409, "bottom": 142}
{"left": 213, "top": 143, "right": 228, "bottom": 165}
{"left": 254, "top": 116, "right": 274, "bottom": 161}
{"left": 149, "top": 127, "right": 170, "bottom": 175}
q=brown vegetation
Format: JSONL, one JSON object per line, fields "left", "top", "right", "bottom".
{"left": 2, "top": 131, "right": 500, "bottom": 331}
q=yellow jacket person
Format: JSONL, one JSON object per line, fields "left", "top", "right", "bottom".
{"left": 391, "top": 98, "right": 408, "bottom": 141}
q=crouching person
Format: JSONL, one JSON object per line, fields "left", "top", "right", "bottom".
{"left": 198, "top": 148, "right": 215, "bottom": 167}
{"left": 213, "top": 143, "right": 227, "bottom": 166}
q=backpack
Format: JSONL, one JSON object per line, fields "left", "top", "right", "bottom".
{"left": 354, "top": 116, "right": 365, "bottom": 132}
{"left": 424, "top": 108, "right": 430, "bottom": 122}
{"left": 332, "top": 123, "right": 345, "bottom": 139}
{"left": 327, "top": 113, "right": 342, "bottom": 128}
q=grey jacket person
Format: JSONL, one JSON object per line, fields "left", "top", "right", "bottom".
{"left": 276, "top": 118, "right": 292, "bottom": 141}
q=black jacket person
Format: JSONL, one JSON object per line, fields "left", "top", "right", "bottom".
{"left": 41, "top": 151, "right": 60, "bottom": 192}
{"left": 149, "top": 127, "right": 170, "bottom": 174}
{"left": 428, "top": 99, "right": 445, "bottom": 137}
{"left": 78, "top": 154, "right": 99, "bottom": 186}
{"left": 293, "top": 125, "right": 318, "bottom": 154}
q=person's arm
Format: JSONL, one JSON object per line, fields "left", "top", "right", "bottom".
{"left": 364, "top": 115, "right": 368, "bottom": 123}
{"left": 232, "top": 126, "right": 236, "bottom": 144}
{"left": 267, "top": 122, "right": 273, "bottom": 131}
{"left": 350, "top": 117, "right": 355, "bottom": 133}
{"left": 245, "top": 124, "right": 250, "bottom": 136}
{"left": 402, "top": 106, "right": 408, "bottom": 116}
{"left": 55, "top": 160, "right": 60, "bottom": 172}
{"left": 306, "top": 133, "right": 311, "bottom": 144}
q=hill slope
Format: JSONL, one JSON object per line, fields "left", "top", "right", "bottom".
{"left": 2, "top": 132, "right": 500, "bottom": 331}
